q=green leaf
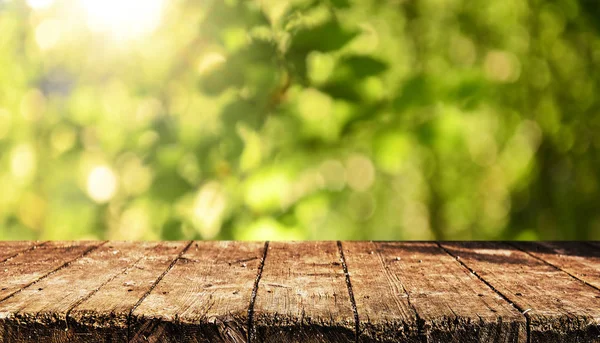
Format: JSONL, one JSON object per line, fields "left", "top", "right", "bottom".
{"left": 393, "top": 75, "right": 435, "bottom": 111}
{"left": 315, "top": 55, "right": 388, "bottom": 101}
{"left": 161, "top": 219, "right": 185, "bottom": 240}
{"left": 199, "top": 38, "right": 279, "bottom": 96}
{"left": 220, "top": 99, "right": 264, "bottom": 131}
{"left": 329, "top": 0, "right": 351, "bottom": 9}
{"left": 336, "top": 55, "right": 388, "bottom": 79}
{"left": 288, "top": 19, "right": 359, "bottom": 53}
{"left": 199, "top": 0, "right": 270, "bottom": 42}
{"left": 151, "top": 172, "right": 191, "bottom": 202}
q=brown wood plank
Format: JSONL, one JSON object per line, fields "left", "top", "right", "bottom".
{"left": 130, "top": 241, "right": 266, "bottom": 343}
{"left": 0, "top": 241, "right": 44, "bottom": 263}
{"left": 0, "top": 241, "right": 101, "bottom": 302}
{"left": 441, "top": 242, "right": 600, "bottom": 343}
{"left": 368, "top": 242, "right": 525, "bottom": 342}
{"left": 512, "top": 242, "right": 600, "bottom": 291}
{"left": 65, "top": 241, "right": 191, "bottom": 342}
{"left": 252, "top": 241, "right": 355, "bottom": 343}
{"left": 0, "top": 241, "right": 163, "bottom": 342}
{"left": 339, "top": 242, "right": 420, "bottom": 342}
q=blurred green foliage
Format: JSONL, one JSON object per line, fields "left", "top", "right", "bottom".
{"left": 1, "top": 0, "right": 600, "bottom": 240}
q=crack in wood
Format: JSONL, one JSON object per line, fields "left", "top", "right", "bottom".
{"left": 0, "top": 242, "right": 106, "bottom": 304}
{"left": 120, "top": 241, "right": 193, "bottom": 341}
{"left": 507, "top": 242, "right": 600, "bottom": 295}
{"left": 247, "top": 241, "right": 269, "bottom": 343}
{"left": 65, "top": 254, "right": 149, "bottom": 331}
{"left": 337, "top": 241, "right": 360, "bottom": 343}
{"left": 1, "top": 241, "right": 598, "bottom": 342}
{"left": 0, "top": 242, "right": 47, "bottom": 265}
{"left": 371, "top": 243, "right": 426, "bottom": 342}
{"left": 437, "top": 242, "right": 531, "bottom": 343}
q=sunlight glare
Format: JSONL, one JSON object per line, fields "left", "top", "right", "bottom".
{"left": 79, "top": 0, "right": 165, "bottom": 40}
{"left": 35, "top": 19, "right": 61, "bottom": 50}
{"left": 86, "top": 165, "right": 118, "bottom": 203}
{"left": 26, "top": 0, "right": 54, "bottom": 10}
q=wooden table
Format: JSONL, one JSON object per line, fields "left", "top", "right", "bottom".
{"left": 0, "top": 241, "right": 599, "bottom": 343}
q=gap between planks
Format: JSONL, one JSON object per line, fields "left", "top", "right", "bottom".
{"left": 507, "top": 242, "right": 600, "bottom": 294}
{"left": 247, "top": 241, "right": 269, "bottom": 343}
{"left": 436, "top": 242, "right": 532, "bottom": 343}
{"left": 0, "top": 241, "right": 196, "bottom": 342}
{"left": 3, "top": 241, "right": 598, "bottom": 342}
{"left": 63, "top": 251, "right": 157, "bottom": 333}
{"left": 0, "top": 242, "right": 106, "bottom": 304}
{"left": 0, "top": 241, "right": 47, "bottom": 264}
{"left": 337, "top": 241, "right": 360, "bottom": 343}
{"left": 125, "top": 241, "right": 193, "bottom": 341}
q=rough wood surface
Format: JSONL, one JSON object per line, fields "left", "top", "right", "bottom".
{"left": 0, "top": 241, "right": 100, "bottom": 303}
{"left": 339, "top": 241, "right": 419, "bottom": 343}
{"left": 440, "top": 242, "right": 600, "bottom": 343}
{"left": 0, "top": 241, "right": 42, "bottom": 263}
{"left": 512, "top": 242, "right": 600, "bottom": 291}
{"left": 130, "top": 241, "right": 266, "bottom": 343}
{"left": 0, "top": 241, "right": 599, "bottom": 342}
{"left": 252, "top": 241, "right": 355, "bottom": 342}
{"left": 69, "top": 241, "right": 191, "bottom": 342}
{"left": 0, "top": 241, "right": 157, "bottom": 342}
{"left": 356, "top": 242, "right": 526, "bottom": 342}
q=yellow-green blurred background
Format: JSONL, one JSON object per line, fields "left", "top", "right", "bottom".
{"left": 1, "top": 0, "right": 599, "bottom": 240}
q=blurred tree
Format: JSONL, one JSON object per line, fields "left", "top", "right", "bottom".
{"left": 0, "top": 0, "right": 599, "bottom": 240}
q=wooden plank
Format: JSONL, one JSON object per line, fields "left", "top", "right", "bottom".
{"left": 0, "top": 241, "right": 101, "bottom": 302}
{"left": 512, "top": 242, "right": 600, "bottom": 290}
{"left": 356, "top": 242, "right": 525, "bottom": 342}
{"left": 0, "top": 240, "right": 597, "bottom": 342}
{"left": 339, "top": 242, "right": 420, "bottom": 342}
{"left": 0, "top": 241, "right": 163, "bottom": 342}
{"left": 252, "top": 241, "right": 355, "bottom": 343}
{"left": 130, "top": 241, "right": 266, "bottom": 343}
{"left": 0, "top": 241, "right": 43, "bottom": 263}
{"left": 65, "top": 241, "right": 191, "bottom": 342}
{"left": 441, "top": 242, "right": 600, "bottom": 343}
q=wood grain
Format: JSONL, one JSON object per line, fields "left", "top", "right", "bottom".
{"left": 512, "top": 242, "right": 600, "bottom": 290}
{"left": 0, "top": 241, "right": 599, "bottom": 342}
{"left": 0, "top": 241, "right": 159, "bottom": 342}
{"left": 339, "top": 241, "right": 420, "bottom": 342}
{"left": 66, "top": 241, "right": 191, "bottom": 342}
{"left": 372, "top": 242, "right": 525, "bottom": 342}
{"left": 441, "top": 242, "right": 600, "bottom": 343}
{"left": 130, "top": 241, "right": 266, "bottom": 343}
{"left": 252, "top": 241, "right": 355, "bottom": 343}
{"left": 0, "top": 241, "right": 101, "bottom": 302}
{"left": 0, "top": 241, "right": 43, "bottom": 263}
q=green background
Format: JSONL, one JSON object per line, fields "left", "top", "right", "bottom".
{"left": 1, "top": 0, "right": 599, "bottom": 240}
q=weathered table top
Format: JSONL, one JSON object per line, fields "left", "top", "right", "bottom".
{"left": 0, "top": 241, "right": 599, "bottom": 343}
